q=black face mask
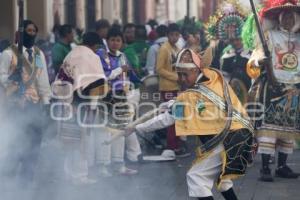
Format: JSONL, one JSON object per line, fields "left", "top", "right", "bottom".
{"left": 23, "top": 32, "right": 36, "bottom": 48}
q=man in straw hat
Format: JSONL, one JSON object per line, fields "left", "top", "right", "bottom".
{"left": 247, "top": 0, "right": 300, "bottom": 182}
{"left": 124, "top": 48, "right": 255, "bottom": 200}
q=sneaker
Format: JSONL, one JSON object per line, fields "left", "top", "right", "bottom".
{"left": 174, "top": 148, "right": 191, "bottom": 158}
{"left": 161, "top": 149, "right": 176, "bottom": 159}
{"left": 275, "top": 165, "right": 299, "bottom": 179}
{"left": 259, "top": 168, "right": 274, "bottom": 182}
{"left": 117, "top": 166, "right": 138, "bottom": 176}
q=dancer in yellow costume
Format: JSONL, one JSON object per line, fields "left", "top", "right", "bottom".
{"left": 124, "top": 48, "right": 254, "bottom": 200}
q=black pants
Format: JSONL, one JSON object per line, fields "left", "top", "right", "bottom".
{"left": 3, "top": 102, "right": 45, "bottom": 182}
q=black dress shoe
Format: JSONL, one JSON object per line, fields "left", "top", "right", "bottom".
{"left": 260, "top": 168, "right": 274, "bottom": 182}
{"left": 275, "top": 165, "right": 299, "bottom": 179}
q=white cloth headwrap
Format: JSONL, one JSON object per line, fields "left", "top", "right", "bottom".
{"left": 175, "top": 49, "right": 197, "bottom": 69}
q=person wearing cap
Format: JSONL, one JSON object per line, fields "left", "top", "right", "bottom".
{"left": 124, "top": 48, "right": 255, "bottom": 200}
{"left": 0, "top": 20, "right": 51, "bottom": 183}
{"left": 246, "top": 0, "right": 300, "bottom": 182}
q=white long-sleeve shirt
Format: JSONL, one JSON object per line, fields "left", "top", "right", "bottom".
{"left": 0, "top": 46, "right": 51, "bottom": 104}
{"left": 145, "top": 37, "right": 168, "bottom": 75}
{"left": 135, "top": 110, "right": 175, "bottom": 134}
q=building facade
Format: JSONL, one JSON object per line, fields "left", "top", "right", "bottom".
{"left": 0, "top": 0, "right": 221, "bottom": 42}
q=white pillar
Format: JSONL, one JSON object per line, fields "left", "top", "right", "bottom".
{"left": 53, "top": 0, "right": 65, "bottom": 24}
{"left": 176, "top": 0, "right": 187, "bottom": 21}
{"left": 76, "top": 0, "right": 86, "bottom": 30}
{"left": 44, "top": 0, "right": 53, "bottom": 38}
{"left": 102, "top": 0, "right": 113, "bottom": 22}
{"left": 112, "top": 0, "right": 121, "bottom": 23}
{"left": 24, "top": 0, "right": 28, "bottom": 19}
{"left": 190, "top": 0, "right": 199, "bottom": 18}
{"left": 145, "top": 0, "right": 155, "bottom": 21}
{"left": 127, "top": 0, "right": 134, "bottom": 23}
{"left": 95, "top": 0, "right": 102, "bottom": 20}
{"left": 101, "top": 0, "right": 121, "bottom": 23}
{"left": 13, "top": 0, "right": 18, "bottom": 38}
{"left": 158, "top": 0, "right": 169, "bottom": 24}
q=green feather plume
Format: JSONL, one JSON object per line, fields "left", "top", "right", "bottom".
{"left": 241, "top": 13, "right": 256, "bottom": 50}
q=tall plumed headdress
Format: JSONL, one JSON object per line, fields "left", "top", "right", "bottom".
{"left": 241, "top": 13, "right": 257, "bottom": 50}
{"left": 205, "top": 0, "right": 248, "bottom": 41}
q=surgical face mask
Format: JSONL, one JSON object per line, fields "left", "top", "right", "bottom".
{"left": 23, "top": 32, "right": 36, "bottom": 48}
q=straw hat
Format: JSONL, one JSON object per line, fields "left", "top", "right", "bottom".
{"left": 260, "top": 0, "right": 300, "bottom": 18}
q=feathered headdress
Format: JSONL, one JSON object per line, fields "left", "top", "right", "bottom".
{"left": 205, "top": 0, "right": 248, "bottom": 41}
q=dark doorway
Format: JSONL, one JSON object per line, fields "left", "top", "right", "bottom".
{"left": 133, "top": 0, "right": 140, "bottom": 24}
{"left": 122, "top": 0, "right": 128, "bottom": 25}
{"left": 86, "top": 0, "right": 96, "bottom": 31}
{"left": 65, "top": 0, "right": 76, "bottom": 27}
{"left": 133, "top": 0, "right": 146, "bottom": 24}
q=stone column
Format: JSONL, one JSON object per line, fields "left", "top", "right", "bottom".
{"left": 190, "top": 0, "right": 199, "bottom": 19}
{"left": 145, "top": 0, "right": 156, "bottom": 21}
{"left": 102, "top": 0, "right": 113, "bottom": 22}
{"left": 13, "top": 0, "right": 18, "bottom": 39}
{"left": 167, "top": 0, "right": 176, "bottom": 22}
{"left": 112, "top": 0, "right": 121, "bottom": 23}
{"left": 95, "top": 0, "right": 102, "bottom": 21}
{"left": 156, "top": 0, "right": 168, "bottom": 24}
{"left": 127, "top": 0, "right": 134, "bottom": 23}
{"left": 45, "top": 0, "right": 54, "bottom": 38}
{"left": 53, "top": 0, "right": 65, "bottom": 24}
{"left": 76, "top": 0, "right": 86, "bottom": 30}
